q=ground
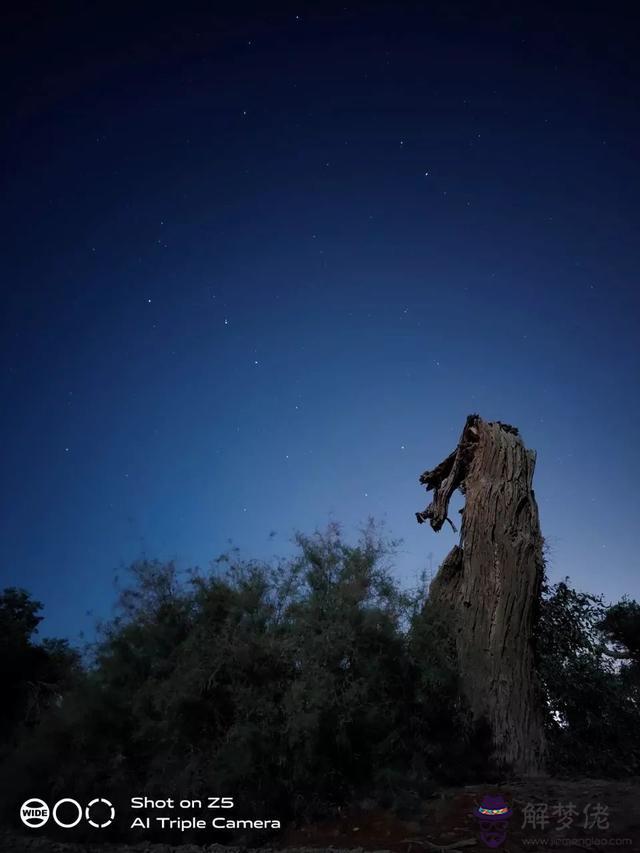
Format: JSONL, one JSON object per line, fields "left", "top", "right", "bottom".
{"left": 3, "top": 778, "right": 640, "bottom": 852}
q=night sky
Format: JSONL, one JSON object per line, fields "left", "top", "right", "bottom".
{"left": 2, "top": 2, "right": 639, "bottom": 641}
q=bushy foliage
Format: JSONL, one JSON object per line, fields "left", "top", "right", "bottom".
{"left": 0, "top": 523, "right": 467, "bottom": 834}
{"left": 537, "top": 579, "right": 640, "bottom": 776}
{"left": 598, "top": 598, "right": 640, "bottom": 687}
{"left": 0, "top": 588, "right": 81, "bottom": 747}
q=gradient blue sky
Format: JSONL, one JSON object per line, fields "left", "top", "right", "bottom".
{"left": 2, "top": 2, "right": 639, "bottom": 641}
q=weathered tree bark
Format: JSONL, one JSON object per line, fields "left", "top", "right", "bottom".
{"left": 416, "top": 414, "right": 547, "bottom": 776}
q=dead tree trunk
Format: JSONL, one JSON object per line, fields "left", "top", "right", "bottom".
{"left": 416, "top": 414, "right": 546, "bottom": 776}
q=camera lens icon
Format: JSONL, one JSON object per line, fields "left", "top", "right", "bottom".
{"left": 53, "top": 798, "right": 83, "bottom": 828}
{"left": 20, "top": 799, "right": 50, "bottom": 828}
{"left": 86, "top": 797, "right": 115, "bottom": 828}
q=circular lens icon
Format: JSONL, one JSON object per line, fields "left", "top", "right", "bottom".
{"left": 20, "top": 798, "right": 49, "bottom": 829}
{"left": 52, "top": 798, "right": 83, "bottom": 829}
{"left": 86, "top": 797, "right": 115, "bottom": 828}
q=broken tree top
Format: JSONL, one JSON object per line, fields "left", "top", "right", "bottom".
{"left": 415, "top": 413, "right": 522, "bottom": 531}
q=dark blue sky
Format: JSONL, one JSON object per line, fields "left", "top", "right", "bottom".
{"left": 2, "top": 2, "right": 639, "bottom": 641}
